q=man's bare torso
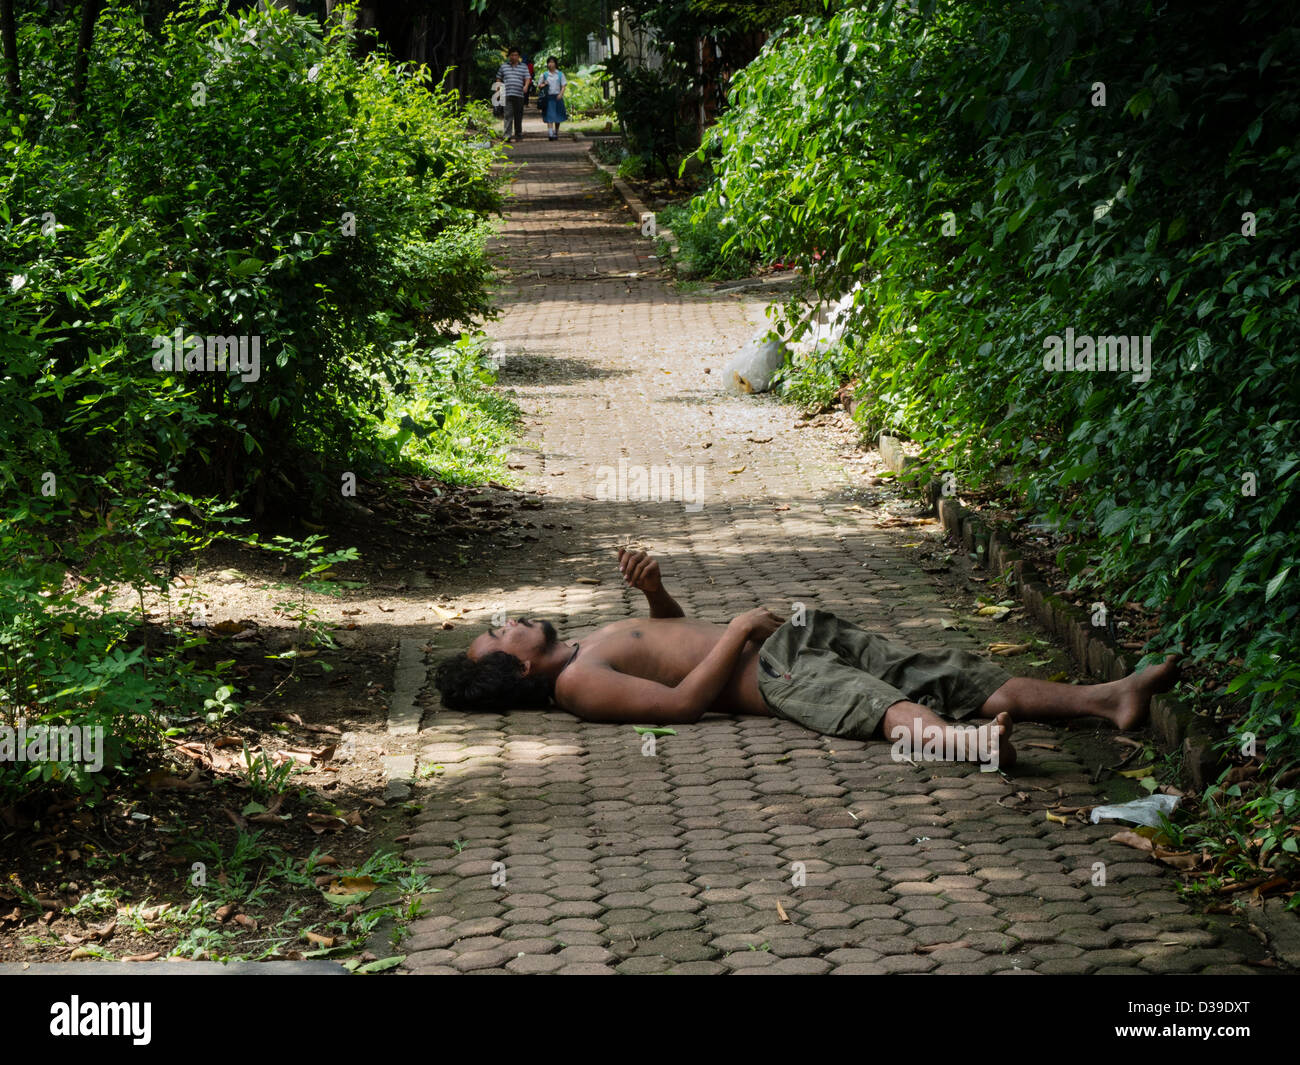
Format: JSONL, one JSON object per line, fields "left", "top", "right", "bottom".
{"left": 556, "top": 618, "right": 770, "bottom": 716}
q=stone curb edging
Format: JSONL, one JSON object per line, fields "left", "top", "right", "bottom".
{"left": 580, "top": 141, "right": 677, "bottom": 255}
{"left": 381, "top": 637, "right": 425, "bottom": 802}
{"left": 872, "top": 439, "right": 1300, "bottom": 962}
{"left": 0, "top": 960, "right": 348, "bottom": 974}
{"left": 874, "top": 432, "right": 1225, "bottom": 790}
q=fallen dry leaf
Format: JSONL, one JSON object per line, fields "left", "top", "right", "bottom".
{"left": 775, "top": 900, "right": 789, "bottom": 922}
{"left": 328, "top": 876, "right": 378, "bottom": 896}
{"left": 1152, "top": 848, "right": 1199, "bottom": 871}
{"left": 1111, "top": 829, "right": 1155, "bottom": 853}
{"left": 915, "top": 940, "right": 970, "bottom": 954}
{"left": 1117, "top": 767, "right": 1156, "bottom": 779}
{"left": 143, "top": 769, "right": 206, "bottom": 791}
{"left": 122, "top": 952, "right": 161, "bottom": 963}
{"left": 87, "top": 920, "right": 116, "bottom": 942}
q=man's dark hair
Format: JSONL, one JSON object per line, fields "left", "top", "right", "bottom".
{"left": 508, "top": 45, "right": 521, "bottom": 55}
{"left": 434, "top": 651, "right": 552, "bottom": 712}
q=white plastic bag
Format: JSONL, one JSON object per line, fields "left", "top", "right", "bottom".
{"left": 722, "top": 329, "right": 788, "bottom": 394}
{"left": 1089, "top": 793, "right": 1180, "bottom": 828}
{"left": 790, "top": 282, "right": 863, "bottom": 360}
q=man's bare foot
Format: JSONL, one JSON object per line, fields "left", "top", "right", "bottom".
{"left": 1111, "top": 655, "right": 1181, "bottom": 730}
{"left": 980, "top": 712, "right": 1017, "bottom": 771}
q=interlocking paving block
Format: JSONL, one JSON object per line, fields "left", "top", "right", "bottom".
{"left": 396, "top": 121, "right": 1267, "bottom": 978}
{"left": 0, "top": 961, "right": 347, "bottom": 975}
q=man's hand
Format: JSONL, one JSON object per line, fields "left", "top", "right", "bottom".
{"left": 733, "top": 607, "right": 784, "bottom": 642}
{"left": 618, "top": 548, "right": 662, "bottom": 594}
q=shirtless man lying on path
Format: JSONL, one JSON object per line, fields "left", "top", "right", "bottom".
{"left": 434, "top": 550, "right": 1179, "bottom": 771}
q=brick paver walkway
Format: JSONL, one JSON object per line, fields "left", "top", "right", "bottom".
{"left": 399, "top": 118, "right": 1264, "bottom": 975}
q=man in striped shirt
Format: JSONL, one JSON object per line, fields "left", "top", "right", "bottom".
{"left": 497, "top": 47, "right": 532, "bottom": 142}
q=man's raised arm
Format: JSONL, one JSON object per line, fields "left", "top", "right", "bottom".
{"left": 617, "top": 548, "right": 684, "bottom": 618}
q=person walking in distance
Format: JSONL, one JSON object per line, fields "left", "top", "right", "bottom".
{"left": 539, "top": 56, "right": 569, "bottom": 140}
{"left": 497, "top": 46, "right": 531, "bottom": 142}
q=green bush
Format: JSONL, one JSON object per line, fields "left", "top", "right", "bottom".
{"left": 563, "top": 64, "right": 612, "bottom": 114}
{"left": 591, "top": 138, "right": 627, "bottom": 166}
{"left": 700, "top": 0, "right": 1300, "bottom": 785}
{"left": 0, "top": 2, "right": 505, "bottom": 801}
{"left": 659, "top": 201, "right": 757, "bottom": 280}
{"left": 603, "top": 54, "right": 690, "bottom": 180}
{"left": 380, "top": 336, "right": 522, "bottom": 485}
{"left": 6, "top": 1, "right": 501, "bottom": 506}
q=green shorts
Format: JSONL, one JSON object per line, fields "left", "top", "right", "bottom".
{"left": 756, "top": 610, "right": 1012, "bottom": 741}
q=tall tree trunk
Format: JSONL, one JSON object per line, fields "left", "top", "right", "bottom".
{"left": 0, "top": 0, "right": 19, "bottom": 113}
{"left": 430, "top": 0, "right": 481, "bottom": 102}
{"left": 71, "top": 0, "right": 102, "bottom": 116}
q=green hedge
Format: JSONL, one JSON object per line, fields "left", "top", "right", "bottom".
{"left": 698, "top": 0, "right": 1300, "bottom": 774}
{"left": 0, "top": 2, "right": 502, "bottom": 799}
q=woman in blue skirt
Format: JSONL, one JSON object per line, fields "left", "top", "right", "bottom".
{"left": 539, "top": 57, "right": 568, "bottom": 140}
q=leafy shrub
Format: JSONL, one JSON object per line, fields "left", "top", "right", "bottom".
{"left": 602, "top": 53, "right": 690, "bottom": 180}
{"left": 772, "top": 340, "right": 858, "bottom": 413}
{"left": 591, "top": 138, "right": 627, "bottom": 166}
{"left": 617, "top": 153, "right": 647, "bottom": 180}
{"left": 380, "top": 336, "right": 522, "bottom": 485}
{"left": 0, "top": 2, "right": 505, "bottom": 801}
{"left": 10, "top": 1, "right": 502, "bottom": 506}
{"left": 658, "top": 201, "right": 756, "bottom": 280}
{"left": 699, "top": 0, "right": 1300, "bottom": 781}
{"left": 563, "top": 64, "right": 612, "bottom": 114}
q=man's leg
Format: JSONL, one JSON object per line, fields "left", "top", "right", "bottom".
{"left": 878, "top": 701, "right": 1016, "bottom": 769}
{"left": 976, "top": 657, "right": 1179, "bottom": 730}
{"left": 512, "top": 97, "right": 525, "bottom": 138}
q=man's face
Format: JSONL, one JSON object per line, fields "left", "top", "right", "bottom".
{"left": 509, "top": 52, "right": 521, "bottom": 64}
{"left": 468, "top": 617, "right": 558, "bottom": 667}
